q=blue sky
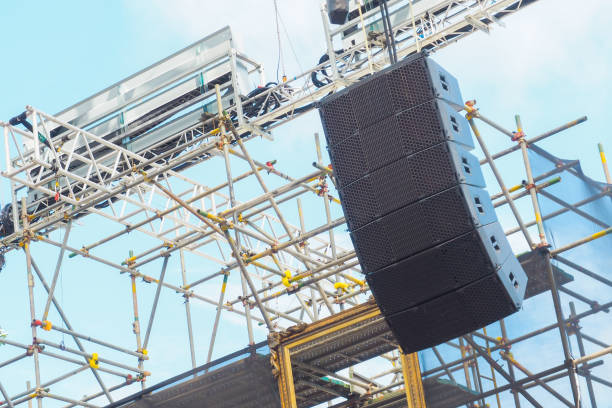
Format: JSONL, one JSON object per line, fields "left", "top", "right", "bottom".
{"left": 1, "top": 0, "right": 611, "bottom": 406}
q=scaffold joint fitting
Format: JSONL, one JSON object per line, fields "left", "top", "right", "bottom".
{"left": 26, "top": 343, "right": 43, "bottom": 356}
{"left": 89, "top": 352, "right": 100, "bottom": 369}
{"left": 512, "top": 130, "right": 525, "bottom": 142}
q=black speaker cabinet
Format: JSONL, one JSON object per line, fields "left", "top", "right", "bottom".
{"left": 328, "top": 98, "right": 474, "bottom": 189}
{"left": 350, "top": 184, "right": 497, "bottom": 273}
{"left": 386, "top": 253, "right": 526, "bottom": 353}
{"left": 366, "top": 221, "right": 525, "bottom": 314}
{"left": 338, "top": 141, "right": 484, "bottom": 231}
{"left": 319, "top": 53, "right": 464, "bottom": 148}
{"left": 317, "top": 53, "right": 527, "bottom": 353}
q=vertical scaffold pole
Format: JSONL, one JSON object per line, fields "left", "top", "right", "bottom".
{"left": 499, "top": 319, "right": 521, "bottom": 408}
{"left": 21, "top": 198, "right": 42, "bottom": 408}
{"left": 400, "top": 352, "right": 426, "bottom": 408}
{"left": 514, "top": 114, "right": 581, "bottom": 406}
{"left": 178, "top": 246, "right": 197, "bottom": 371}
{"left": 215, "top": 84, "right": 269, "bottom": 336}
{"left": 569, "top": 302, "right": 598, "bottom": 408}
{"left": 546, "top": 252, "right": 581, "bottom": 406}
{"left": 297, "top": 199, "right": 319, "bottom": 321}
{"left": 314, "top": 133, "right": 337, "bottom": 266}
{"left": 130, "top": 272, "right": 145, "bottom": 390}
{"left": 4, "top": 126, "right": 21, "bottom": 236}
{"left": 458, "top": 337, "right": 472, "bottom": 391}
{"left": 27, "top": 381, "right": 32, "bottom": 408}
{"left": 514, "top": 115, "right": 547, "bottom": 246}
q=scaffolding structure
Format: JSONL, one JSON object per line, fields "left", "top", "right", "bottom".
{"left": 0, "top": 1, "right": 611, "bottom": 407}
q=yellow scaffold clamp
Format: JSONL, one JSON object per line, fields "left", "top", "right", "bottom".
{"left": 334, "top": 281, "right": 350, "bottom": 293}
{"left": 137, "top": 348, "right": 149, "bottom": 361}
{"left": 281, "top": 270, "right": 292, "bottom": 288}
{"left": 464, "top": 100, "right": 478, "bottom": 120}
{"left": 29, "top": 387, "right": 49, "bottom": 399}
{"left": 89, "top": 353, "right": 100, "bottom": 369}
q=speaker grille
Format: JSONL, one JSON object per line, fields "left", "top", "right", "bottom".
{"left": 351, "top": 186, "right": 476, "bottom": 273}
{"left": 387, "top": 274, "right": 518, "bottom": 353}
{"left": 360, "top": 114, "right": 405, "bottom": 168}
{"left": 350, "top": 74, "right": 393, "bottom": 129}
{"left": 387, "top": 58, "right": 434, "bottom": 112}
{"left": 367, "top": 228, "right": 496, "bottom": 315}
{"left": 423, "top": 187, "right": 474, "bottom": 244}
{"left": 463, "top": 273, "right": 516, "bottom": 327}
{"left": 409, "top": 143, "right": 459, "bottom": 198}
{"left": 339, "top": 142, "right": 461, "bottom": 231}
{"left": 350, "top": 219, "right": 395, "bottom": 275}
{"left": 319, "top": 92, "right": 357, "bottom": 147}
{"left": 386, "top": 291, "right": 469, "bottom": 353}
{"left": 328, "top": 134, "right": 366, "bottom": 188}
{"left": 338, "top": 176, "right": 378, "bottom": 232}
{"left": 396, "top": 100, "right": 446, "bottom": 153}
{"left": 328, "top": 99, "right": 477, "bottom": 193}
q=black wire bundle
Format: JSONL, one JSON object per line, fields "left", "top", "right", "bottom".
{"left": 311, "top": 50, "right": 345, "bottom": 88}
{"left": 241, "top": 82, "right": 282, "bottom": 118}
{"left": 0, "top": 204, "right": 14, "bottom": 239}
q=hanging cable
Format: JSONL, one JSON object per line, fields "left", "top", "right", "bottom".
{"left": 383, "top": 0, "right": 397, "bottom": 62}
{"left": 379, "top": 0, "right": 397, "bottom": 64}
{"left": 277, "top": 6, "right": 303, "bottom": 74}
{"left": 272, "top": 0, "right": 286, "bottom": 82}
{"left": 277, "top": 5, "right": 319, "bottom": 103}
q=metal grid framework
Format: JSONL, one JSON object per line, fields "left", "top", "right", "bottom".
{"left": 0, "top": 1, "right": 611, "bottom": 407}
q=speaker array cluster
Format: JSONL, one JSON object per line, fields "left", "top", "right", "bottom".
{"left": 318, "top": 53, "right": 527, "bottom": 352}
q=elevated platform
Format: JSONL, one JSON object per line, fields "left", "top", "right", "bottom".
{"left": 289, "top": 312, "right": 396, "bottom": 372}
{"left": 115, "top": 301, "right": 485, "bottom": 408}
{"left": 125, "top": 354, "right": 281, "bottom": 408}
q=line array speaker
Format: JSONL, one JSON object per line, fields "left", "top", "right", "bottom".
{"left": 318, "top": 52, "right": 527, "bottom": 353}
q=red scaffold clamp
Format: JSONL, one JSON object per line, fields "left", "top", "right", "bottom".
{"left": 265, "top": 160, "right": 277, "bottom": 174}
{"left": 54, "top": 179, "right": 60, "bottom": 202}
{"left": 512, "top": 130, "right": 525, "bottom": 142}
{"left": 316, "top": 176, "right": 329, "bottom": 197}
